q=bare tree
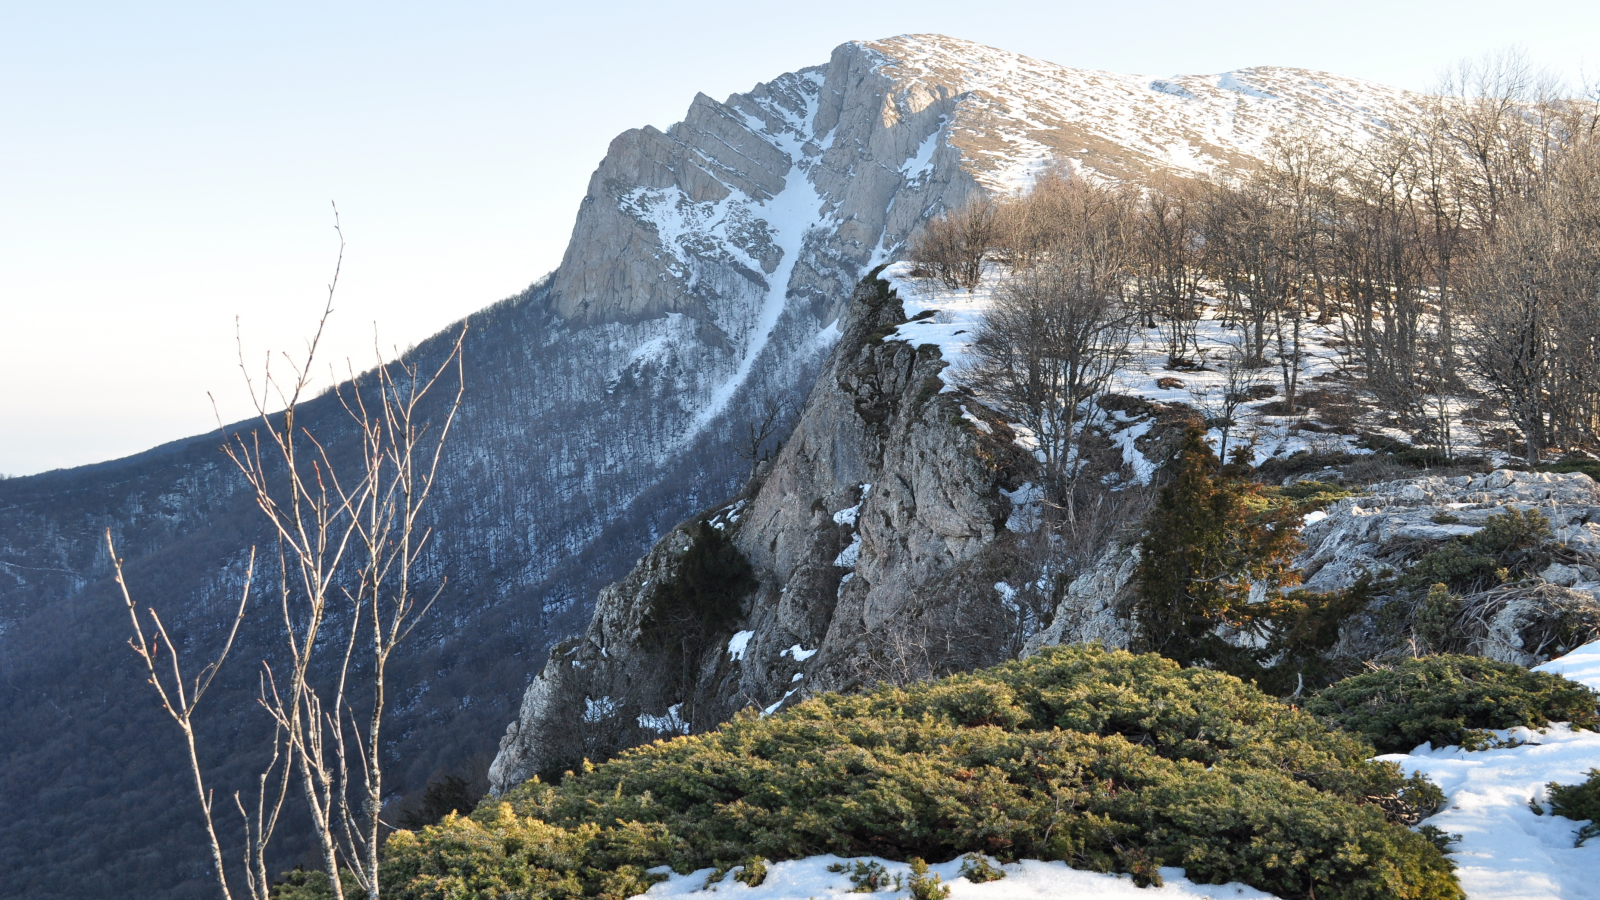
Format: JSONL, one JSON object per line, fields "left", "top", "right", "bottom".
{"left": 734, "top": 395, "right": 793, "bottom": 478}
{"left": 909, "top": 194, "right": 997, "bottom": 290}
{"left": 1461, "top": 140, "right": 1600, "bottom": 463}
{"left": 1333, "top": 127, "right": 1433, "bottom": 415}
{"left": 993, "top": 167, "right": 1079, "bottom": 272}
{"left": 109, "top": 536, "right": 280, "bottom": 900}
{"left": 1187, "top": 335, "right": 1265, "bottom": 463}
{"left": 117, "top": 209, "right": 467, "bottom": 900}
{"left": 964, "top": 177, "right": 1135, "bottom": 493}
{"left": 1132, "top": 176, "right": 1207, "bottom": 368}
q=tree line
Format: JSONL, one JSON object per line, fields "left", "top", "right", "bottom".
{"left": 912, "top": 52, "right": 1600, "bottom": 473}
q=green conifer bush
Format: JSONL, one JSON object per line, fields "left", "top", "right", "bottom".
{"left": 381, "top": 646, "right": 1462, "bottom": 900}
{"left": 640, "top": 521, "right": 757, "bottom": 649}
{"left": 1304, "top": 655, "right": 1600, "bottom": 753}
{"left": 1543, "top": 769, "right": 1600, "bottom": 845}
{"left": 1134, "top": 428, "right": 1366, "bottom": 690}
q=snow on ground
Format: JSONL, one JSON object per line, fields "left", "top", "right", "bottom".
{"left": 1536, "top": 641, "right": 1600, "bottom": 688}
{"left": 865, "top": 35, "right": 1422, "bottom": 195}
{"left": 727, "top": 630, "right": 755, "bottom": 661}
{"left": 641, "top": 856, "right": 1277, "bottom": 900}
{"left": 1373, "top": 640, "right": 1600, "bottom": 900}
{"left": 879, "top": 261, "right": 1373, "bottom": 481}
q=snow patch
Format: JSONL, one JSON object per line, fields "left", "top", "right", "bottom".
{"left": 832, "top": 485, "right": 872, "bottom": 527}
{"left": 637, "top": 704, "right": 690, "bottom": 735}
{"left": 582, "top": 696, "right": 620, "bottom": 724}
{"left": 834, "top": 534, "right": 861, "bottom": 568}
{"left": 1374, "top": 640, "right": 1600, "bottom": 900}
{"left": 727, "top": 630, "right": 755, "bottom": 661}
{"left": 762, "top": 689, "right": 799, "bottom": 716}
{"left": 1001, "top": 482, "right": 1043, "bottom": 533}
{"left": 639, "top": 855, "right": 1279, "bottom": 900}
{"left": 900, "top": 117, "right": 947, "bottom": 180}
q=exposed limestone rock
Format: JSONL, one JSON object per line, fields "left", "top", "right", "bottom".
{"left": 490, "top": 273, "right": 1037, "bottom": 793}
{"left": 1299, "top": 470, "right": 1600, "bottom": 595}
{"left": 549, "top": 42, "right": 972, "bottom": 329}
{"left": 1021, "top": 542, "right": 1140, "bottom": 658}
{"left": 1297, "top": 469, "right": 1600, "bottom": 666}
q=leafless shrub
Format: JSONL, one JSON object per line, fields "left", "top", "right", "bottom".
{"left": 963, "top": 178, "right": 1136, "bottom": 493}
{"left": 908, "top": 195, "right": 997, "bottom": 290}
{"left": 1131, "top": 176, "right": 1207, "bottom": 368}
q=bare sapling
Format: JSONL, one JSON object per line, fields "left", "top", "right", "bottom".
{"left": 110, "top": 533, "right": 276, "bottom": 900}
{"left": 115, "top": 205, "right": 467, "bottom": 900}
{"left": 218, "top": 209, "right": 467, "bottom": 900}
{"left": 1187, "top": 335, "right": 1263, "bottom": 464}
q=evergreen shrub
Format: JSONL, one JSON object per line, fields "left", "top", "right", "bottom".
{"left": 639, "top": 520, "right": 756, "bottom": 652}
{"left": 1400, "top": 508, "right": 1553, "bottom": 594}
{"left": 1544, "top": 769, "right": 1600, "bottom": 845}
{"left": 382, "top": 646, "right": 1462, "bottom": 900}
{"left": 1304, "top": 655, "right": 1600, "bottom": 753}
{"left": 1135, "top": 429, "right": 1368, "bottom": 691}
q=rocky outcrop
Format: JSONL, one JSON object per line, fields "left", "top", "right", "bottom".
{"left": 549, "top": 40, "right": 973, "bottom": 330}
{"left": 1299, "top": 470, "right": 1600, "bottom": 595}
{"left": 1021, "top": 541, "right": 1141, "bottom": 658}
{"left": 1297, "top": 469, "right": 1600, "bottom": 666}
{"left": 489, "top": 272, "right": 1039, "bottom": 792}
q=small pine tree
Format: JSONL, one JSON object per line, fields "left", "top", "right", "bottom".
{"left": 399, "top": 774, "right": 478, "bottom": 830}
{"left": 1135, "top": 428, "right": 1302, "bottom": 668}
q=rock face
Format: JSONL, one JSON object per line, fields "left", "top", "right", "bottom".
{"left": 1021, "top": 542, "right": 1141, "bottom": 658}
{"left": 1299, "top": 470, "right": 1600, "bottom": 596}
{"left": 489, "top": 272, "right": 1052, "bottom": 791}
{"left": 1299, "top": 469, "right": 1600, "bottom": 665}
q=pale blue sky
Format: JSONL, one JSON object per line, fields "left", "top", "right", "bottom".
{"left": 3, "top": 0, "right": 1596, "bottom": 475}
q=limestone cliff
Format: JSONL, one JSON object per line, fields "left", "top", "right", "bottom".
{"left": 489, "top": 271, "right": 1043, "bottom": 791}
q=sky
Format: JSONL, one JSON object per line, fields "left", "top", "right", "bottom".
{"left": 2, "top": 1, "right": 1597, "bottom": 476}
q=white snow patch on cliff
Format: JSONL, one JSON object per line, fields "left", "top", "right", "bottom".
{"left": 834, "top": 534, "right": 861, "bottom": 568}
{"left": 638, "top": 704, "right": 690, "bottom": 735}
{"left": 901, "top": 117, "right": 947, "bottom": 180}
{"left": 582, "top": 696, "right": 620, "bottom": 723}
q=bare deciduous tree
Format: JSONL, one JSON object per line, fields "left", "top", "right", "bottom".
{"left": 909, "top": 194, "right": 998, "bottom": 290}
{"left": 734, "top": 395, "right": 794, "bottom": 478}
{"left": 117, "top": 209, "right": 467, "bottom": 900}
{"left": 1132, "top": 176, "right": 1206, "bottom": 369}
{"left": 1187, "top": 335, "right": 1267, "bottom": 463}
{"left": 965, "top": 177, "right": 1135, "bottom": 493}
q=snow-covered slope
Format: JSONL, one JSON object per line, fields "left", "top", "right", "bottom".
{"left": 1374, "top": 643, "right": 1600, "bottom": 900}
{"left": 863, "top": 34, "right": 1421, "bottom": 194}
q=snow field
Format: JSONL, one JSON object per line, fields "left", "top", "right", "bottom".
{"left": 865, "top": 35, "right": 1420, "bottom": 195}
{"left": 642, "top": 855, "right": 1275, "bottom": 900}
